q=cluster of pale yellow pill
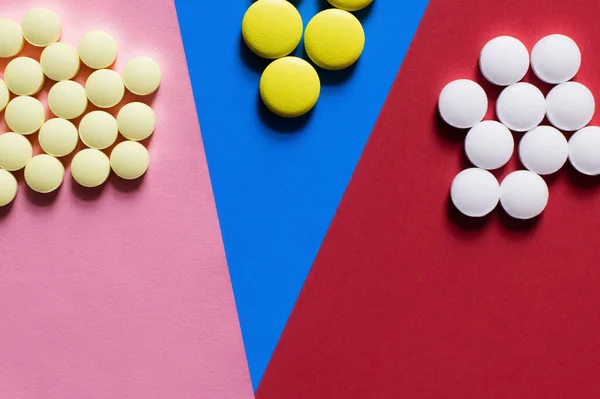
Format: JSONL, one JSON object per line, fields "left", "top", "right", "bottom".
{"left": 0, "top": 8, "right": 161, "bottom": 207}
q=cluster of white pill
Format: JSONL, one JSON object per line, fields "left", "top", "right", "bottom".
{"left": 440, "top": 34, "right": 597, "bottom": 220}
{"left": 0, "top": 8, "right": 161, "bottom": 207}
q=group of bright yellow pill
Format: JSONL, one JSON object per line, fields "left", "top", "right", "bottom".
{"left": 0, "top": 8, "right": 161, "bottom": 207}
{"left": 242, "top": 0, "right": 372, "bottom": 118}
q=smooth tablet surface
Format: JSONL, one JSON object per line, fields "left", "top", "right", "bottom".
{"left": 0, "top": 19, "right": 24, "bottom": 57}
{"left": 48, "top": 80, "right": 88, "bottom": 119}
{"left": 0, "top": 132, "right": 33, "bottom": 171}
{"left": 519, "top": 126, "right": 568, "bottom": 175}
{"left": 327, "top": 0, "right": 373, "bottom": 11}
{"left": 110, "top": 141, "right": 149, "bottom": 180}
{"left": 546, "top": 82, "right": 594, "bottom": 131}
{"left": 500, "top": 170, "right": 549, "bottom": 219}
{"left": 438, "top": 79, "right": 488, "bottom": 129}
{"left": 86, "top": 69, "right": 124, "bottom": 108}
{"left": 450, "top": 168, "right": 500, "bottom": 217}
{"left": 479, "top": 36, "right": 529, "bottom": 86}
{"left": 71, "top": 149, "right": 110, "bottom": 187}
{"left": 5, "top": 96, "right": 45, "bottom": 135}
{"left": 304, "top": 9, "right": 365, "bottom": 70}
{"left": 531, "top": 34, "right": 581, "bottom": 84}
{"left": 4, "top": 57, "right": 45, "bottom": 96}
{"left": 117, "top": 102, "right": 156, "bottom": 141}
{"left": 40, "top": 42, "right": 80, "bottom": 81}
{"left": 122, "top": 56, "right": 161, "bottom": 96}
{"left": 79, "top": 111, "right": 118, "bottom": 150}
{"left": 24, "top": 154, "right": 64, "bottom": 193}
{"left": 78, "top": 30, "right": 117, "bottom": 69}
{"left": 568, "top": 126, "right": 600, "bottom": 175}
{"left": 260, "top": 57, "right": 320, "bottom": 118}
{"left": 21, "top": 8, "right": 61, "bottom": 47}
{"left": 0, "top": 169, "right": 17, "bottom": 207}
{"left": 496, "top": 82, "right": 546, "bottom": 132}
{"left": 465, "top": 121, "right": 514, "bottom": 170}
{"left": 39, "top": 118, "right": 79, "bottom": 157}
{"left": 0, "top": 80, "right": 9, "bottom": 112}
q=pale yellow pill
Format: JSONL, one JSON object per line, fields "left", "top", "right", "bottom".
{"left": 122, "top": 56, "right": 161, "bottom": 96}
{"left": 48, "top": 80, "right": 88, "bottom": 119}
{"left": 39, "top": 118, "right": 78, "bottom": 157}
{"left": 79, "top": 111, "right": 118, "bottom": 150}
{"left": 0, "top": 169, "right": 18, "bottom": 207}
{"left": 40, "top": 42, "right": 80, "bottom": 81}
{"left": 71, "top": 149, "right": 110, "bottom": 188}
{"left": 0, "top": 19, "right": 24, "bottom": 58}
{"left": 5, "top": 96, "right": 45, "bottom": 135}
{"left": 4, "top": 57, "right": 45, "bottom": 96}
{"left": 78, "top": 30, "right": 117, "bottom": 69}
{"left": 25, "top": 154, "right": 64, "bottom": 193}
{"left": 86, "top": 69, "right": 124, "bottom": 108}
{"left": 21, "top": 8, "right": 61, "bottom": 47}
{"left": 110, "top": 141, "right": 149, "bottom": 180}
{"left": 0, "top": 80, "right": 9, "bottom": 112}
{"left": 0, "top": 132, "right": 33, "bottom": 171}
{"left": 117, "top": 102, "right": 156, "bottom": 141}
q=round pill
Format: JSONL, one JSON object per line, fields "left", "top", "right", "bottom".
{"left": 0, "top": 79, "right": 9, "bottom": 112}
{"left": 260, "top": 57, "right": 320, "bottom": 118}
{"left": 496, "top": 83, "right": 546, "bottom": 132}
{"left": 0, "top": 19, "right": 24, "bottom": 57}
{"left": 122, "top": 56, "right": 161, "bottom": 96}
{"left": 0, "top": 169, "right": 17, "bottom": 207}
{"left": 531, "top": 34, "right": 581, "bottom": 84}
{"left": 86, "top": 69, "right": 124, "bottom": 108}
{"left": 546, "top": 82, "right": 594, "bottom": 131}
{"left": 79, "top": 111, "right": 118, "bottom": 150}
{"left": 25, "top": 154, "right": 64, "bottom": 193}
{"left": 479, "top": 36, "right": 529, "bottom": 86}
{"left": 38, "top": 118, "right": 78, "bottom": 157}
{"left": 0, "top": 132, "right": 33, "bottom": 171}
{"left": 327, "top": 0, "right": 373, "bottom": 11}
{"left": 438, "top": 79, "right": 488, "bottom": 129}
{"left": 71, "top": 149, "right": 110, "bottom": 188}
{"left": 4, "top": 57, "right": 45, "bottom": 96}
{"left": 117, "top": 102, "right": 156, "bottom": 141}
{"left": 519, "top": 126, "right": 568, "bottom": 175}
{"left": 242, "top": 0, "right": 302, "bottom": 59}
{"left": 48, "top": 80, "right": 88, "bottom": 119}
{"left": 5, "top": 96, "right": 45, "bottom": 135}
{"left": 465, "top": 120, "right": 514, "bottom": 170}
{"left": 500, "top": 170, "right": 549, "bottom": 219}
{"left": 450, "top": 168, "right": 500, "bottom": 217}
{"left": 78, "top": 30, "right": 117, "bottom": 69}
{"left": 21, "top": 8, "right": 61, "bottom": 47}
{"left": 40, "top": 42, "right": 80, "bottom": 81}
{"left": 110, "top": 141, "right": 149, "bottom": 180}
{"left": 568, "top": 126, "right": 600, "bottom": 175}
{"left": 304, "top": 9, "right": 365, "bottom": 70}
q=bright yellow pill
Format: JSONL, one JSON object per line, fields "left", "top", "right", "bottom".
{"left": 0, "top": 79, "right": 9, "bottom": 112}
{"left": 41, "top": 42, "right": 80, "bottom": 81}
{"left": 21, "top": 8, "right": 61, "bottom": 47}
{"left": 4, "top": 57, "right": 45, "bottom": 96}
{"left": 110, "top": 141, "right": 149, "bottom": 180}
{"left": 260, "top": 57, "right": 320, "bottom": 118}
{"left": 5, "top": 96, "right": 46, "bottom": 135}
{"left": 48, "top": 80, "right": 88, "bottom": 119}
{"left": 242, "top": 0, "right": 303, "bottom": 59}
{"left": 304, "top": 9, "right": 365, "bottom": 70}
{"left": 122, "top": 56, "right": 161, "bottom": 96}
{"left": 71, "top": 149, "right": 110, "bottom": 188}
{"left": 79, "top": 111, "right": 118, "bottom": 150}
{"left": 39, "top": 118, "right": 79, "bottom": 157}
{"left": 0, "top": 19, "right": 24, "bottom": 58}
{"left": 0, "top": 169, "right": 18, "bottom": 207}
{"left": 78, "top": 30, "right": 117, "bottom": 69}
{"left": 86, "top": 69, "right": 124, "bottom": 108}
{"left": 0, "top": 132, "right": 33, "bottom": 171}
{"left": 25, "top": 154, "right": 64, "bottom": 193}
{"left": 327, "top": 0, "right": 373, "bottom": 11}
{"left": 117, "top": 102, "right": 156, "bottom": 141}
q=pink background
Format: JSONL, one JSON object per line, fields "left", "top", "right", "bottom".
{"left": 0, "top": 1, "right": 253, "bottom": 398}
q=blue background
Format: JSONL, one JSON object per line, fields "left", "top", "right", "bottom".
{"left": 175, "top": 0, "right": 429, "bottom": 390}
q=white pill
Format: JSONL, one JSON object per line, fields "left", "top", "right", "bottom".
{"left": 21, "top": 8, "right": 61, "bottom": 47}
{"left": 519, "top": 125, "right": 568, "bottom": 175}
{"left": 500, "top": 170, "right": 548, "bottom": 219}
{"left": 78, "top": 30, "right": 117, "bottom": 69}
{"left": 496, "top": 82, "right": 546, "bottom": 132}
{"left": 0, "top": 19, "right": 24, "bottom": 58}
{"left": 48, "top": 80, "right": 88, "bottom": 120}
{"left": 4, "top": 57, "right": 45, "bottom": 96}
{"left": 531, "top": 34, "right": 581, "bottom": 84}
{"left": 465, "top": 120, "right": 514, "bottom": 170}
{"left": 0, "top": 169, "right": 18, "bottom": 207}
{"left": 123, "top": 56, "right": 161, "bottom": 96}
{"left": 545, "top": 82, "right": 594, "bottom": 131}
{"left": 568, "top": 126, "right": 600, "bottom": 175}
{"left": 438, "top": 79, "right": 488, "bottom": 129}
{"left": 0, "top": 79, "right": 9, "bottom": 112}
{"left": 39, "top": 118, "right": 79, "bottom": 157}
{"left": 79, "top": 111, "right": 118, "bottom": 150}
{"left": 450, "top": 168, "right": 500, "bottom": 217}
{"left": 479, "top": 36, "right": 529, "bottom": 86}
{"left": 85, "top": 69, "right": 124, "bottom": 108}
{"left": 5, "top": 96, "right": 46, "bottom": 135}
{"left": 24, "top": 154, "right": 64, "bottom": 194}
{"left": 40, "top": 42, "right": 80, "bottom": 81}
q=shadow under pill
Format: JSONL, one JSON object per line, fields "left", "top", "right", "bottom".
{"left": 256, "top": 92, "right": 312, "bottom": 134}
{"left": 25, "top": 186, "right": 60, "bottom": 207}
{"left": 446, "top": 196, "right": 491, "bottom": 232}
{"left": 71, "top": 178, "right": 105, "bottom": 201}
{"left": 110, "top": 173, "right": 145, "bottom": 193}
{"left": 239, "top": 35, "right": 271, "bottom": 75}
